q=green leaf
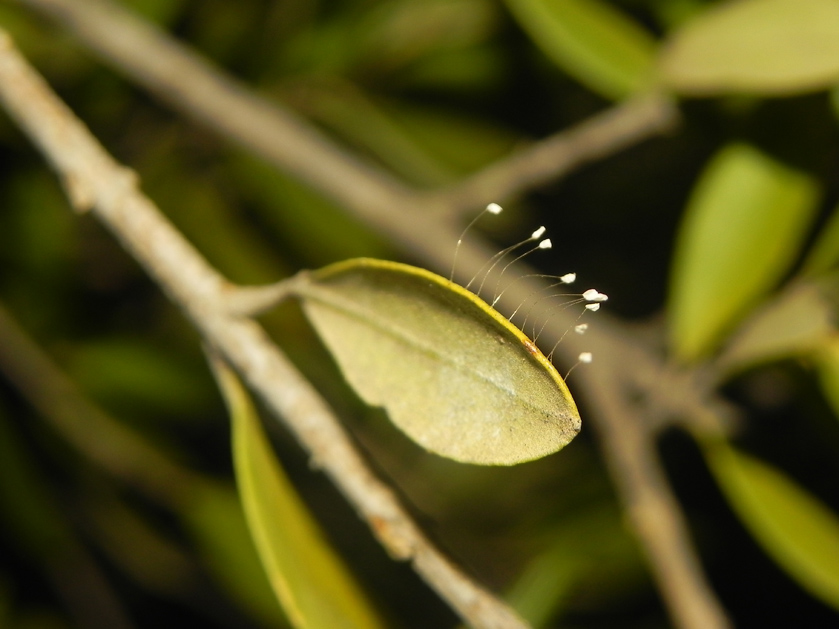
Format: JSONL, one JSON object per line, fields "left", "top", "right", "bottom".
{"left": 668, "top": 143, "right": 820, "bottom": 361}
{"left": 716, "top": 281, "right": 835, "bottom": 375}
{"left": 658, "top": 0, "right": 839, "bottom": 96}
{"left": 503, "top": 0, "right": 657, "bottom": 100}
{"left": 227, "top": 154, "right": 393, "bottom": 268}
{"left": 801, "top": 202, "right": 839, "bottom": 277}
{"left": 293, "top": 258, "right": 580, "bottom": 466}
{"left": 67, "top": 338, "right": 211, "bottom": 416}
{"left": 704, "top": 441, "right": 839, "bottom": 611}
{"left": 506, "top": 504, "right": 644, "bottom": 626}
{"left": 507, "top": 546, "right": 583, "bottom": 627}
{"left": 815, "top": 338, "right": 839, "bottom": 422}
{"left": 209, "top": 356, "right": 384, "bottom": 629}
{"left": 358, "top": 0, "right": 498, "bottom": 69}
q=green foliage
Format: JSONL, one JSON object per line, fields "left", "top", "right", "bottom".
{"left": 212, "top": 356, "right": 384, "bottom": 629}
{"left": 815, "top": 339, "right": 839, "bottom": 423}
{"left": 504, "top": 0, "right": 657, "bottom": 99}
{"left": 704, "top": 441, "right": 839, "bottom": 611}
{"left": 717, "top": 280, "right": 835, "bottom": 374}
{"left": 801, "top": 203, "right": 839, "bottom": 277}
{"left": 2, "top": 0, "right": 839, "bottom": 626}
{"left": 668, "top": 142, "right": 820, "bottom": 361}
{"left": 66, "top": 338, "right": 211, "bottom": 416}
{"left": 658, "top": 0, "right": 839, "bottom": 95}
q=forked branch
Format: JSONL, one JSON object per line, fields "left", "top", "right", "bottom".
{"left": 0, "top": 29, "right": 528, "bottom": 629}
{"left": 3, "top": 1, "right": 731, "bottom": 626}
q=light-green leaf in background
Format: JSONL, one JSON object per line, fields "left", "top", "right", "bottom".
{"left": 292, "top": 258, "right": 581, "bottom": 466}
{"left": 658, "top": 0, "right": 839, "bottom": 96}
{"left": 704, "top": 441, "right": 839, "bottom": 611}
{"left": 668, "top": 143, "right": 820, "bottom": 361}
{"left": 715, "top": 281, "right": 835, "bottom": 376}
{"left": 209, "top": 355, "right": 384, "bottom": 629}
{"left": 815, "top": 338, "right": 839, "bottom": 423}
{"left": 801, "top": 203, "right": 839, "bottom": 277}
{"left": 503, "top": 0, "right": 657, "bottom": 100}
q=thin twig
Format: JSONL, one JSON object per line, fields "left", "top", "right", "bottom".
{"left": 0, "top": 29, "right": 528, "bottom": 629}
{"left": 423, "top": 93, "right": 679, "bottom": 217}
{"left": 7, "top": 2, "right": 730, "bottom": 627}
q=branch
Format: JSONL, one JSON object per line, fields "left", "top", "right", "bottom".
{"left": 0, "top": 29, "right": 528, "bottom": 629}
{"left": 423, "top": 93, "right": 679, "bottom": 216}
{"left": 8, "top": 2, "right": 730, "bottom": 627}
{"left": 15, "top": 0, "right": 677, "bottom": 253}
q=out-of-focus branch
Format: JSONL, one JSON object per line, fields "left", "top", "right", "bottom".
{"left": 423, "top": 93, "right": 679, "bottom": 216}
{"left": 0, "top": 29, "right": 529, "bottom": 629}
{"left": 7, "top": 2, "right": 729, "bottom": 628}
{"left": 13, "top": 0, "right": 678, "bottom": 258}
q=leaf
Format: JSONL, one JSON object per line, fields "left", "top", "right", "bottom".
{"left": 658, "top": 0, "right": 839, "bottom": 96}
{"left": 801, "top": 202, "right": 839, "bottom": 277}
{"left": 704, "top": 441, "right": 839, "bottom": 611}
{"left": 668, "top": 143, "right": 820, "bottom": 361}
{"left": 67, "top": 338, "right": 210, "bottom": 416}
{"left": 815, "top": 338, "right": 839, "bottom": 422}
{"left": 209, "top": 356, "right": 384, "bottom": 629}
{"left": 294, "top": 258, "right": 581, "bottom": 466}
{"left": 506, "top": 503, "right": 645, "bottom": 626}
{"left": 227, "top": 154, "right": 392, "bottom": 268}
{"left": 503, "top": 0, "right": 657, "bottom": 100}
{"left": 716, "top": 281, "right": 835, "bottom": 375}
{"left": 507, "top": 546, "right": 583, "bottom": 627}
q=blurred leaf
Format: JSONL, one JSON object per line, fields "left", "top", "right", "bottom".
{"left": 507, "top": 503, "right": 645, "bottom": 626}
{"left": 66, "top": 338, "right": 211, "bottom": 417}
{"left": 137, "top": 132, "right": 286, "bottom": 285}
{"left": 504, "top": 0, "right": 657, "bottom": 99}
{"left": 184, "top": 1, "right": 261, "bottom": 66}
{"left": 295, "top": 258, "right": 580, "bottom": 465}
{"left": 815, "top": 337, "right": 839, "bottom": 423}
{"left": 0, "top": 410, "right": 129, "bottom": 626}
{"left": 283, "top": 80, "right": 456, "bottom": 186}
{"left": 668, "top": 143, "right": 820, "bottom": 361}
{"left": 658, "top": 0, "right": 839, "bottom": 96}
{"left": 210, "top": 356, "right": 384, "bottom": 629}
{"left": 181, "top": 482, "right": 291, "bottom": 627}
{"left": 0, "top": 6, "right": 92, "bottom": 87}
{"left": 381, "top": 101, "right": 519, "bottom": 175}
{"left": 397, "top": 45, "right": 505, "bottom": 92}
{"left": 716, "top": 281, "right": 835, "bottom": 375}
{"left": 290, "top": 83, "right": 518, "bottom": 186}
{"left": 801, "top": 202, "right": 839, "bottom": 277}
{"left": 120, "top": 0, "right": 187, "bottom": 26}
{"left": 5, "top": 171, "right": 77, "bottom": 274}
{"left": 227, "top": 153, "right": 393, "bottom": 268}
{"left": 649, "top": 0, "right": 706, "bottom": 30}
{"left": 359, "top": 0, "right": 498, "bottom": 71}
{"left": 704, "top": 441, "right": 839, "bottom": 611}
{"left": 508, "top": 546, "right": 583, "bottom": 627}
{"left": 0, "top": 407, "right": 70, "bottom": 558}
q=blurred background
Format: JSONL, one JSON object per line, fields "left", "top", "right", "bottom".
{"left": 1, "top": 0, "right": 838, "bottom": 627}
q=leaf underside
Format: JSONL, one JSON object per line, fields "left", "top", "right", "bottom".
{"left": 297, "top": 258, "right": 581, "bottom": 466}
